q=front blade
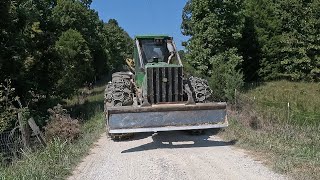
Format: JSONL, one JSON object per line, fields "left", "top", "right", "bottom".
{"left": 107, "top": 102, "right": 228, "bottom": 134}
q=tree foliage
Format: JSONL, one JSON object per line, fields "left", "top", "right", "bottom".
{"left": 182, "top": 0, "right": 320, "bottom": 101}
{"left": 104, "top": 19, "right": 133, "bottom": 71}
{"left": 0, "top": 0, "right": 132, "bottom": 131}
{"left": 244, "top": 0, "right": 320, "bottom": 81}
{"left": 0, "top": 80, "right": 18, "bottom": 132}
{"left": 55, "top": 29, "right": 93, "bottom": 98}
{"left": 182, "top": 0, "right": 245, "bottom": 100}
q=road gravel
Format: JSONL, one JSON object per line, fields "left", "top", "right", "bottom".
{"left": 68, "top": 130, "right": 289, "bottom": 180}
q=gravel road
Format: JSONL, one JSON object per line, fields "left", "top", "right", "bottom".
{"left": 68, "top": 130, "right": 288, "bottom": 180}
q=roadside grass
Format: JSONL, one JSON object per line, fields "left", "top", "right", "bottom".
{"left": 243, "top": 81, "right": 320, "bottom": 126}
{"left": 0, "top": 84, "right": 106, "bottom": 180}
{"left": 220, "top": 81, "right": 320, "bottom": 180}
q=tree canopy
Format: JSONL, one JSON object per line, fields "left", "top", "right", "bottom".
{"left": 182, "top": 0, "right": 320, "bottom": 101}
{"left": 182, "top": 0, "right": 245, "bottom": 100}
{"left": 0, "top": 0, "right": 132, "bottom": 131}
{"left": 246, "top": 0, "right": 320, "bottom": 81}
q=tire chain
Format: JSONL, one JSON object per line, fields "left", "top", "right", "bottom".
{"left": 104, "top": 72, "right": 134, "bottom": 141}
{"left": 104, "top": 72, "right": 133, "bottom": 108}
{"left": 189, "top": 76, "right": 213, "bottom": 103}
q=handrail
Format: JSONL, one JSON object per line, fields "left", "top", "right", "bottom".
{"left": 172, "top": 40, "right": 183, "bottom": 66}
{"left": 135, "top": 39, "right": 144, "bottom": 69}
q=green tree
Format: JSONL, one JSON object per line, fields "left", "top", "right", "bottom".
{"left": 80, "top": 0, "right": 92, "bottom": 7}
{"left": 104, "top": 19, "right": 133, "bottom": 72}
{"left": 245, "top": 0, "right": 320, "bottom": 81}
{"left": 208, "top": 48, "right": 244, "bottom": 100}
{"left": 55, "top": 29, "right": 93, "bottom": 98}
{"left": 0, "top": 0, "right": 59, "bottom": 104}
{"left": 239, "top": 16, "right": 261, "bottom": 82}
{"left": 52, "top": 0, "right": 109, "bottom": 79}
{"left": 181, "top": 0, "right": 245, "bottom": 100}
{"left": 276, "top": 0, "right": 320, "bottom": 81}
{"left": 0, "top": 80, "right": 18, "bottom": 132}
{"left": 0, "top": 0, "right": 133, "bottom": 129}
{"left": 242, "top": 0, "right": 281, "bottom": 79}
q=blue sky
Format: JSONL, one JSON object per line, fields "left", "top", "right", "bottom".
{"left": 91, "top": 0, "right": 188, "bottom": 50}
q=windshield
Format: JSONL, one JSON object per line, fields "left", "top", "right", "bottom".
{"left": 140, "top": 39, "right": 169, "bottom": 63}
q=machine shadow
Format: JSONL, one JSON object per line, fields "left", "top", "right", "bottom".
{"left": 121, "top": 129, "right": 237, "bottom": 153}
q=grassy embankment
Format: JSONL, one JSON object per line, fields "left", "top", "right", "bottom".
{"left": 220, "top": 81, "right": 320, "bottom": 180}
{"left": 0, "top": 83, "right": 106, "bottom": 180}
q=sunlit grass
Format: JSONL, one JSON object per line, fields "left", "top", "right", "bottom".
{"left": 221, "top": 80, "right": 320, "bottom": 180}
{"left": 0, "top": 84, "right": 106, "bottom": 180}
{"left": 243, "top": 81, "right": 320, "bottom": 125}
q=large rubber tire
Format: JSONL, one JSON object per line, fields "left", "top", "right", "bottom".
{"left": 105, "top": 72, "right": 135, "bottom": 141}
{"left": 109, "top": 133, "right": 134, "bottom": 141}
{"left": 188, "top": 76, "right": 213, "bottom": 103}
{"left": 188, "top": 76, "right": 213, "bottom": 135}
{"left": 189, "top": 129, "right": 205, "bottom": 135}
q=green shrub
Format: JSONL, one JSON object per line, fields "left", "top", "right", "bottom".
{"left": 221, "top": 81, "right": 320, "bottom": 179}
{"left": 0, "top": 79, "right": 18, "bottom": 132}
{"left": 0, "top": 83, "right": 105, "bottom": 179}
{"left": 45, "top": 104, "right": 80, "bottom": 142}
{"left": 208, "top": 49, "right": 244, "bottom": 101}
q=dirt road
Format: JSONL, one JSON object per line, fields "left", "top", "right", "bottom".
{"left": 69, "top": 130, "right": 288, "bottom": 180}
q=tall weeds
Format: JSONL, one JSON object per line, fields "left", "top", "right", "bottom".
{"left": 221, "top": 81, "right": 320, "bottom": 180}
{"left": 0, "top": 84, "right": 106, "bottom": 180}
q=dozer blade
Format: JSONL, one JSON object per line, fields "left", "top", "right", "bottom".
{"left": 106, "top": 102, "right": 228, "bottom": 134}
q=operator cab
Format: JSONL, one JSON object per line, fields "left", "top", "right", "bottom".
{"left": 141, "top": 39, "right": 168, "bottom": 63}
{"left": 136, "top": 36, "right": 180, "bottom": 65}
